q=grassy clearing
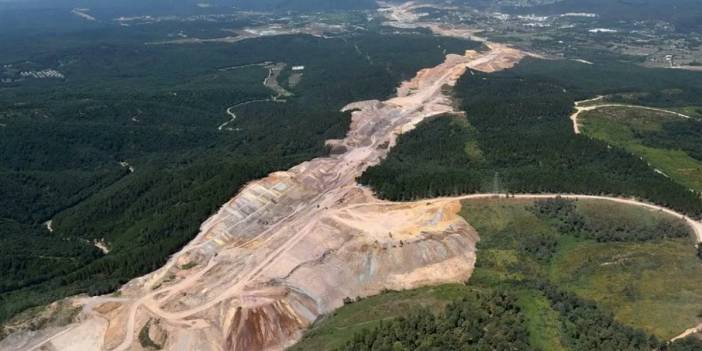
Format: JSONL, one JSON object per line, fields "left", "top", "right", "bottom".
{"left": 179, "top": 261, "right": 197, "bottom": 270}
{"left": 517, "top": 289, "right": 567, "bottom": 351}
{"left": 461, "top": 198, "right": 702, "bottom": 341}
{"left": 577, "top": 199, "right": 685, "bottom": 229}
{"left": 550, "top": 239, "right": 702, "bottom": 339}
{"left": 580, "top": 107, "right": 702, "bottom": 192}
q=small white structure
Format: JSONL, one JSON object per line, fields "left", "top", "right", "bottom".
{"left": 291, "top": 66, "right": 305, "bottom": 71}
{"left": 561, "top": 12, "right": 597, "bottom": 18}
{"left": 19, "top": 69, "right": 64, "bottom": 79}
{"left": 588, "top": 28, "right": 617, "bottom": 33}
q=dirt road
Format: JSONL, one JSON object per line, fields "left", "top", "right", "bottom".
{"left": 570, "top": 96, "right": 692, "bottom": 134}
{"left": 379, "top": 1, "right": 488, "bottom": 42}
{"left": 344, "top": 193, "right": 702, "bottom": 243}
{"left": 262, "top": 62, "right": 292, "bottom": 100}
{"left": 673, "top": 323, "right": 702, "bottom": 342}
{"left": 218, "top": 62, "right": 290, "bottom": 131}
{"left": 218, "top": 99, "right": 271, "bottom": 131}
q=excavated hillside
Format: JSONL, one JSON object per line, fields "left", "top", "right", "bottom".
{"left": 0, "top": 3, "right": 537, "bottom": 350}
{"left": 5, "top": 43, "right": 530, "bottom": 351}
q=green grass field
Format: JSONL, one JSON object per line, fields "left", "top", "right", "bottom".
{"left": 550, "top": 238, "right": 702, "bottom": 339}
{"left": 517, "top": 289, "right": 567, "bottom": 351}
{"left": 461, "top": 198, "right": 702, "bottom": 340}
{"left": 580, "top": 106, "right": 702, "bottom": 192}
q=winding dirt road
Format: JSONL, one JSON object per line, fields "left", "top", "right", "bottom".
{"left": 570, "top": 96, "right": 692, "bottom": 134}
{"left": 521, "top": 194, "right": 702, "bottom": 242}
{"left": 343, "top": 193, "right": 702, "bottom": 243}
{"left": 218, "top": 62, "right": 291, "bottom": 131}
{"left": 673, "top": 323, "right": 702, "bottom": 342}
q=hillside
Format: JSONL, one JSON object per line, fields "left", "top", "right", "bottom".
{"left": 233, "top": 0, "right": 377, "bottom": 11}
{"left": 293, "top": 197, "right": 702, "bottom": 351}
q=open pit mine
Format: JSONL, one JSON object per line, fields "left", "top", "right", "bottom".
{"left": 5, "top": 41, "right": 529, "bottom": 351}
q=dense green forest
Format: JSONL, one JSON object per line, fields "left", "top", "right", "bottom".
{"left": 341, "top": 291, "right": 533, "bottom": 351}
{"left": 360, "top": 58, "right": 702, "bottom": 218}
{"left": 331, "top": 198, "right": 702, "bottom": 351}
{"left": 641, "top": 118, "right": 702, "bottom": 162}
{"left": 529, "top": 197, "right": 691, "bottom": 242}
{"left": 359, "top": 115, "right": 486, "bottom": 198}
{"left": 507, "top": 59, "right": 702, "bottom": 105}
{"left": 0, "top": 30, "right": 481, "bottom": 327}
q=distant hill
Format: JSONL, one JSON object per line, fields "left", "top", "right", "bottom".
{"left": 0, "top": 0, "right": 376, "bottom": 11}
{"left": 450, "top": 0, "right": 702, "bottom": 33}
{"left": 233, "top": 0, "right": 377, "bottom": 11}
{"left": 507, "top": 0, "right": 702, "bottom": 33}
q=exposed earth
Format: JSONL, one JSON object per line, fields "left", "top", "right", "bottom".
{"left": 3, "top": 21, "right": 532, "bottom": 351}
{"left": 4, "top": 3, "right": 702, "bottom": 351}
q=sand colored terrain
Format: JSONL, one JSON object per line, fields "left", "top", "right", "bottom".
{"left": 147, "top": 22, "right": 344, "bottom": 46}
{"left": 378, "top": 1, "right": 488, "bottom": 43}
{"left": 673, "top": 323, "right": 702, "bottom": 342}
{"left": 4, "top": 22, "right": 531, "bottom": 351}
